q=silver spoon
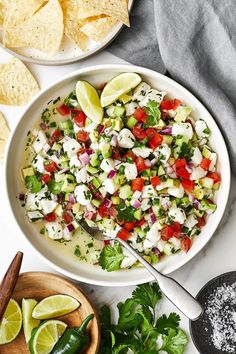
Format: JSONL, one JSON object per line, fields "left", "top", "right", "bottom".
{"left": 79, "top": 221, "right": 203, "bottom": 321}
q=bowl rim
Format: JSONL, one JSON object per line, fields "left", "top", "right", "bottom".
{"left": 4, "top": 64, "right": 231, "bottom": 286}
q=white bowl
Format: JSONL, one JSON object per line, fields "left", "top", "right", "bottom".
{"left": 5, "top": 64, "right": 231, "bottom": 286}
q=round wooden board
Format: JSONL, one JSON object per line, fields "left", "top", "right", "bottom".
{"left": 0, "top": 272, "right": 100, "bottom": 354}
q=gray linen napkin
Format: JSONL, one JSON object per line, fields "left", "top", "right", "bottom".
{"left": 108, "top": 0, "right": 236, "bottom": 174}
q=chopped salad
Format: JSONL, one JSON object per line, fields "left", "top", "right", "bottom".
{"left": 20, "top": 73, "right": 220, "bottom": 272}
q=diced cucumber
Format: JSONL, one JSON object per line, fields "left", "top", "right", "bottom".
{"left": 91, "top": 199, "right": 102, "bottom": 207}
{"left": 150, "top": 252, "right": 159, "bottom": 264}
{"left": 193, "top": 208, "right": 205, "bottom": 217}
{"left": 202, "top": 145, "right": 211, "bottom": 158}
{"left": 134, "top": 227, "right": 146, "bottom": 238}
{"left": 200, "top": 199, "right": 217, "bottom": 212}
{"left": 119, "top": 93, "right": 132, "bottom": 104}
{"left": 194, "top": 188, "right": 205, "bottom": 200}
{"left": 174, "top": 107, "right": 192, "bottom": 122}
{"left": 90, "top": 154, "right": 99, "bottom": 167}
{"left": 158, "top": 165, "right": 165, "bottom": 176}
{"left": 162, "top": 135, "right": 173, "bottom": 145}
{"left": 86, "top": 165, "right": 99, "bottom": 174}
{"left": 141, "top": 169, "right": 151, "bottom": 177}
{"left": 165, "top": 178, "right": 175, "bottom": 187}
{"left": 150, "top": 170, "right": 158, "bottom": 177}
{"left": 61, "top": 174, "right": 76, "bottom": 193}
{"left": 59, "top": 119, "right": 73, "bottom": 133}
{"left": 180, "top": 197, "right": 190, "bottom": 207}
{"left": 175, "top": 135, "right": 189, "bottom": 147}
{"left": 114, "top": 106, "right": 125, "bottom": 117}
{"left": 119, "top": 184, "right": 132, "bottom": 199}
{"left": 200, "top": 177, "right": 214, "bottom": 189}
{"left": 100, "top": 142, "right": 111, "bottom": 158}
{"left": 112, "top": 117, "right": 124, "bottom": 131}
{"left": 111, "top": 196, "right": 121, "bottom": 205}
{"left": 51, "top": 143, "right": 62, "bottom": 151}
{"left": 134, "top": 209, "right": 142, "bottom": 220}
{"left": 60, "top": 161, "right": 69, "bottom": 169}
{"left": 126, "top": 116, "right": 138, "bottom": 129}
{"left": 115, "top": 174, "right": 126, "bottom": 186}
{"left": 89, "top": 130, "right": 98, "bottom": 143}
{"left": 22, "top": 167, "right": 34, "bottom": 178}
{"left": 92, "top": 177, "right": 101, "bottom": 189}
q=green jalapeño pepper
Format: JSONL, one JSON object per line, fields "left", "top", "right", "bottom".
{"left": 51, "top": 313, "right": 94, "bottom": 354}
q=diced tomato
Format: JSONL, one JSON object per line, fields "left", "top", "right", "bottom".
{"left": 171, "top": 222, "right": 181, "bottom": 237}
{"left": 41, "top": 173, "right": 51, "bottom": 184}
{"left": 146, "top": 128, "right": 156, "bottom": 138}
{"left": 124, "top": 222, "right": 136, "bottom": 231}
{"left": 135, "top": 157, "right": 149, "bottom": 173}
{"left": 135, "top": 219, "right": 146, "bottom": 227}
{"left": 124, "top": 151, "right": 137, "bottom": 161}
{"left": 131, "top": 177, "right": 145, "bottom": 191}
{"left": 104, "top": 240, "right": 110, "bottom": 245}
{"left": 117, "top": 229, "right": 130, "bottom": 241}
{"left": 56, "top": 103, "right": 70, "bottom": 116}
{"left": 181, "top": 179, "right": 195, "bottom": 193}
{"left": 132, "top": 126, "right": 147, "bottom": 140}
{"left": 197, "top": 216, "right": 206, "bottom": 228}
{"left": 133, "top": 108, "right": 147, "bottom": 122}
{"left": 174, "top": 159, "right": 187, "bottom": 169}
{"left": 98, "top": 203, "right": 109, "bottom": 218}
{"left": 200, "top": 158, "right": 211, "bottom": 171}
{"left": 207, "top": 172, "right": 221, "bottom": 184}
{"left": 112, "top": 147, "right": 121, "bottom": 159}
{"left": 50, "top": 129, "right": 62, "bottom": 143}
{"left": 176, "top": 167, "right": 190, "bottom": 179}
{"left": 76, "top": 130, "right": 89, "bottom": 142}
{"left": 148, "top": 133, "right": 163, "bottom": 149}
{"left": 150, "top": 176, "right": 161, "bottom": 187}
{"left": 44, "top": 160, "right": 58, "bottom": 173}
{"left": 160, "top": 100, "right": 173, "bottom": 111}
{"left": 172, "top": 99, "right": 182, "bottom": 110}
{"left": 181, "top": 237, "right": 191, "bottom": 253}
{"left": 73, "top": 110, "right": 86, "bottom": 127}
{"left": 63, "top": 212, "right": 73, "bottom": 224}
{"left": 44, "top": 212, "right": 56, "bottom": 222}
{"left": 161, "top": 226, "right": 174, "bottom": 241}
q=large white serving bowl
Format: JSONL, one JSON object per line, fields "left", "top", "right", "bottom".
{"left": 5, "top": 64, "right": 231, "bottom": 286}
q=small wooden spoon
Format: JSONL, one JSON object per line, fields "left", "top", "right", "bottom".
{"left": 0, "top": 252, "right": 23, "bottom": 321}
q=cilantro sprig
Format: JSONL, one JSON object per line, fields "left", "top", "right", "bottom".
{"left": 99, "top": 283, "right": 188, "bottom": 354}
{"left": 145, "top": 100, "right": 161, "bottom": 127}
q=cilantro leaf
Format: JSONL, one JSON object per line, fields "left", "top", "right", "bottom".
{"left": 117, "top": 299, "right": 140, "bottom": 332}
{"left": 178, "top": 142, "right": 192, "bottom": 159}
{"left": 25, "top": 175, "right": 42, "bottom": 193}
{"left": 100, "top": 305, "right": 111, "bottom": 329}
{"left": 161, "top": 328, "right": 188, "bottom": 354}
{"left": 116, "top": 204, "right": 136, "bottom": 222}
{"left": 156, "top": 313, "right": 180, "bottom": 335}
{"left": 145, "top": 100, "right": 161, "bottom": 126}
{"left": 99, "top": 243, "right": 125, "bottom": 272}
{"left": 48, "top": 180, "right": 63, "bottom": 195}
{"left": 132, "top": 283, "right": 162, "bottom": 310}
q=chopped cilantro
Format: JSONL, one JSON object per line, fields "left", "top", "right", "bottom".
{"left": 25, "top": 175, "right": 42, "bottom": 193}
{"left": 116, "top": 204, "right": 136, "bottom": 222}
{"left": 99, "top": 242, "right": 125, "bottom": 272}
{"left": 145, "top": 100, "right": 161, "bottom": 126}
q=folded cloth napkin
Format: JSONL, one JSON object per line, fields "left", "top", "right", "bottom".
{"left": 108, "top": 0, "right": 236, "bottom": 174}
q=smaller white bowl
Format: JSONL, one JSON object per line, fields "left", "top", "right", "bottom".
{"left": 5, "top": 64, "right": 231, "bottom": 286}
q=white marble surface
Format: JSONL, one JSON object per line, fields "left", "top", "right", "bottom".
{"left": 1, "top": 47, "right": 236, "bottom": 354}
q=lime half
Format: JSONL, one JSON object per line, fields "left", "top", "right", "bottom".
{"left": 0, "top": 299, "right": 22, "bottom": 344}
{"left": 29, "top": 320, "right": 67, "bottom": 354}
{"left": 32, "top": 294, "right": 80, "bottom": 320}
{"left": 76, "top": 80, "right": 104, "bottom": 123}
{"left": 22, "top": 298, "right": 41, "bottom": 343}
{"left": 100, "top": 72, "right": 142, "bottom": 107}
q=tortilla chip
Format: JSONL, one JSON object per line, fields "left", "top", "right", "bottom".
{"left": 3, "top": 0, "right": 63, "bottom": 55}
{"left": 76, "top": 0, "right": 130, "bottom": 26}
{"left": 0, "top": 112, "right": 10, "bottom": 160}
{"left": 80, "top": 16, "right": 118, "bottom": 42}
{"left": 0, "top": 58, "right": 39, "bottom": 106}
{"left": 0, "top": 0, "right": 10, "bottom": 26}
{"left": 77, "top": 7, "right": 103, "bottom": 19}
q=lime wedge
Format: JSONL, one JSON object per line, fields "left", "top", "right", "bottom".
{"left": 32, "top": 294, "right": 80, "bottom": 320}
{"left": 76, "top": 80, "right": 104, "bottom": 123}
{"left": 29, "top": 320, "right": 67, "bottom": 354}
{"left": 100, "top": 72, "right": 142, "bottom": 107}
{"left": 22, "top": 298, "right": 41, "bottom": 343}
{"left": 0, "top": 299, "right": 22, "bottom": 344}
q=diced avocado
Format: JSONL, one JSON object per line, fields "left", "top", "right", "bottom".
{"left": 90, "top": 154, "right": 99, "bottom": 167}
{"left": 92, "top": 177, "right": 101, "bottom": 189}
{"left": 89, "top": 130, "right": 98, "bottom": 143}
{"left": 112, "top": 117, "right": 124, "bottom": 132}
{"left": 168, "top": 157, "right": 175, "bottom": 166}
{"left": 114, "top": 105, "right": 125, "bottom": 117}
{"left": 119, "top": 93, "right": 132, "bottom": 104}
{"left": 141, "top": 169, "right": 151, "bottom": 177}
{"left": 51, "top": 143, "right": 62, "bottom": 151}
{"left": 119, "top": 184, "right": 132, "bottom": 199}
{"left": 134, "top": 227, "right": 146, "bottom": 238}
{"left": 111, "top": 196, "right": 121, "bottom": 205}
{"left": 22, "top": 167, "right": 34, "bottom": 179}
{"left": 126, "top": 116, "right": 138, "bottom": 129}
{"left": 158, "top": 165, "right": 165, "bottom": 176}
{"left": 143, "top": 255, "right": 152, "bottom": 263}
{"left": 87, "top": 165, "right": 99, "bottom": 174}
{"left": 100, "top": 142, "right": 111, "bottom": 158}
{"left": 202, "top": 145, "right": 211, "bottom": 158}
{"left": 150, "top": 252, "right": 159, "bottom": 264}
{"left": 106, "top": 105, "right": 115, "bottom": 118}
{"left": 162, "top": 135, "right": 173, "bottom": 145}
{"left": 175, "top": 135, "right": 189, "bottom": 147}
{"left": 174, "top": 107, "right": 192, "bottom": 122}
{"left": 213, "top": 182, "right": 220, "bottom": 190}
{"left": 150, "top": 170, "right": 158, "bottom": 177}
{"left": 193, "top": 208, "right": 205, "bottom": 217}
{"left": 115, "top": 174, "right": 126, "bottom": 186}
{"left": 165, "top": 178, "right": 175, "bottom": 187}
{"left": 91, "top": 199, "right": 102, "bottom": 208}
{"left": 72, "top": 203, "right": 82, "bottom": 215}
{"left": 200, "top": 177, "right": 214, "bottom": 189}
{"left": 134, "top": 209, "right": 142, "bottom": 220}
{"left": 61, "top": 174, "right": 76, "bottom": 193}
{"left": 194, "top": 188, "right": 205, "bottom": 200}
{"left": 103, "top": 118, "right": 112, "bottom": 127}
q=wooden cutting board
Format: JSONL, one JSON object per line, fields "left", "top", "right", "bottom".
{"left": 0, "top": 272, "right": 100, "bottom": 354}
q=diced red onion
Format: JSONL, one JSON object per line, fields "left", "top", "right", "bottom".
{"left": 84, "top": 211, "right": 95, "bottom": 220}
{"left": 144, "top": 159, "right": 151, "bottom": 167}
{"left": 160, "top": 127, "right": 172, "bottom": 135}
{"left": 186, "top": 165, "right": 192, "bottom": 173}
{"left": 136, "top": 122, "right": 142, "bottom": 128}
{"left": 104, "top": 240, "right": 110, "bottom": 245}
{"left": 104, "top": 199, "right": 112, "bottom": 208}
{"left": 98, "top": 125, "right": 105, "bottom": 134}
{"left": 108, "top": 170, "right": 116, "bottom": 179}
{"left": 152, "top": 247, "right": 161, "bottom": 256}
{"left": 67, "top": 223, "right": 75, "bottom": 232}
{"left": 40, "top": 122, "right": 48, "bottom": 130}
{"left": 19, "top": 193, "right": 25, "bottom": 201}
{"left": 151, "top": 158, "right": 158, "bottom": 166}
{"left": 111, "top": 135, "right": 118, "bottom": 147}
{"left": 132, "top": 200, "right": 141, "bottom": 209}
{"left": 79, "top": 152, "right": 90, "bottom": 166}
{"left": 86, "top": 149, "right": 93, "bottom": 155}
{"left": 150, "top": 213, "right": 156, "bottom": 224}
{"left": 66, "top": 202, "right": 73, "bottom": 210}
{"left": 193, "top": 199, "right": 200, "bottom": 209}
{"left": 69, "top": 194, "right": 76, "bottom": 204}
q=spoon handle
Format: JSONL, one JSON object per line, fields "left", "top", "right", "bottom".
{"left": 118, "top": 239, "right": 202, "bottom": 320}
{"left": 0, "top": 252, "right": 23, "bottom": 321}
